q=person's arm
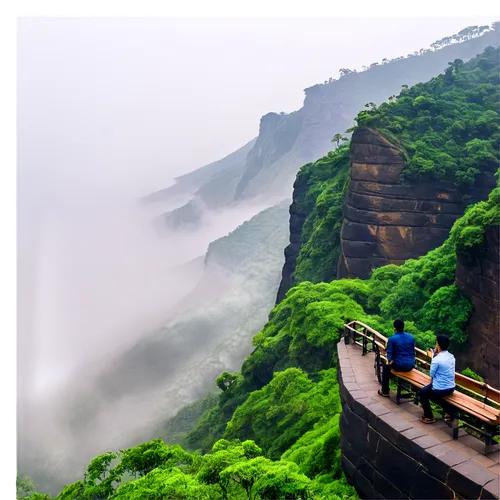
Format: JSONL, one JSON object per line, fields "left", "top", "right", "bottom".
{"left": 429, "top": 356, "right": 439, "bottom": 380}
{"left": 387, "top": 336, "right": 394, "bottom": 365}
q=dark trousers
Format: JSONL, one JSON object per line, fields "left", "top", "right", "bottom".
{"left": 381, "top": 363, "right": 412, "bottom": 393}
{"left": 419, "top": 383, "right": 456, "bottom": 419}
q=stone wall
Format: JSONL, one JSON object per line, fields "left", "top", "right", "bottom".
{"left": 337, "top": 341, "right": 500, "bottom": 499}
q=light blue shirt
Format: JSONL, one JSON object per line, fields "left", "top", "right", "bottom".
{"left": 430, "top": 350, "right": 456, "bottom": 390}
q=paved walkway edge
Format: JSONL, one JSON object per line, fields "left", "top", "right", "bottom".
{"left": 337, "top": 341, "right": 500, "bottom": 500}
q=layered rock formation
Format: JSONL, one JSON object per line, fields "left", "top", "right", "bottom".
{"left": 337, "top": 127, "right": 496, "bottom": 279}
{"left": 455, "top": 225, "right": 500, "bottom": 386}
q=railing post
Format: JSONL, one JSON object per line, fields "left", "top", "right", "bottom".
{"left": 344, "top": 325, "right": 350, "bottom": 345}
{"left": 374, "top": 343, "right": 382, "bottom": 384}
{"left": 362, "top": 327, "right": 367, "bottom": 355}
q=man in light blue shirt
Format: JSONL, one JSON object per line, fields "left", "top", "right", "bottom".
{"left": 419, "top": 335, "right": 457, "bottom": 424}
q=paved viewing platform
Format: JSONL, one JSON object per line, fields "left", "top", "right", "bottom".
{"left": 338, "top": 341, "right": 500, "bottom": 499}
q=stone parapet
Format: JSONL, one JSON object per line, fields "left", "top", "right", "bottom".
{"left": 337, "top": 341, "right": 500, "bottom": 499}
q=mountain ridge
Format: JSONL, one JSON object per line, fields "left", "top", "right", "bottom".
{"left": 149, "top": 26, "right": 499, "bottom": 231}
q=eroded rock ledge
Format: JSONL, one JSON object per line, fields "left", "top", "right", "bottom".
{"left": 337, "top": 127, "right": 495, "bottom": 279}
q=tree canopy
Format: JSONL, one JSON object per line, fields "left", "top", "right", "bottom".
{"left": 353, "top": 47, "right": 500, "bottom": 186}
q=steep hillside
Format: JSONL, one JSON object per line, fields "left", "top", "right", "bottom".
{"left": 19, "top": 202, "right": 289, "bottom": 496}
{"left": 276, "top": 144, "right": 350, "bottom": 302}
{"left": 278, "top": 44, "right": 499, "bottom": 297}
{"left": 151, "top": 25, "right": 499, "bottom": 232}
{"left": 239, "top": 26, "right": 499, "bottom": 202}
{"left": 120, "top": 198, "right": 289, "bottom": 431}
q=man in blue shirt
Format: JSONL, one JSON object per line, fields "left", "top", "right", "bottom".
{"left": 378, "top": 319, "right": 415, "bottom": 397}
{"left": 419, "top": 334, "right": 457, "bottom": 424}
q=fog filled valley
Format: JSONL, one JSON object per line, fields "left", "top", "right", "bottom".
{"left": 16, "top": 16, "right": 500, "bottom": 499}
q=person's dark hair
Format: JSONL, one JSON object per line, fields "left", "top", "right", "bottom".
{"left": 393, "top": 319, "right": 405, "bottom": 332}
{"left": 436, "top": 335, "right": 450, "bottom": 351}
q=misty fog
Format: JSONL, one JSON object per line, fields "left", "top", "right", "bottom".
{"left": 18, "top": 190, "right": 275, "bottom": 397}
{"left": 17, "top": 15, "right": 498, "bottom": 494}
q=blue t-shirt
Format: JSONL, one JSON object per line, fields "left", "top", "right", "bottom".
{"left": 387, "top": 331, "right": 415, "bottom": 370}
{"left": 430, "top": 350, "right": 455, "bottom": 390}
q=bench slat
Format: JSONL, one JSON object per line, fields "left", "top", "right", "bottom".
{"left": 391, "top": 369, "right": 500, "bottom": 424}
{"left": 447, "top": 393, "right": 500, "bottom": 418}
{"left": 392, "top": 369, "right": 429, "bottom": 385}
{"left": 455, "top": 373, "right": 489, "bottom": 397}
{"left": 444, "top": 400, "right": 499, "bottom": 424}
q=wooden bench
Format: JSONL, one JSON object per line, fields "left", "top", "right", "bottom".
{"left": 343, "top": 320, "right": 500, "bottom": 452}
{"left": 391, "top": 367, "right": 500, "bottom": 449}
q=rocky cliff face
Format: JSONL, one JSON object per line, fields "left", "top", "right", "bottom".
{"left": 275, "top": 172, "right": 310, "bottom": 303}
{"left": 337, "top": 127, "right": 496, "bottom": 279}
{"left": 235, "top": 112, "right": 302, "bottom": 199}
{"left": 272, "top": 31, "right": 500, "bottom": 292}
{"left": 455, "top": 226, "right": 500, "bottom": 386}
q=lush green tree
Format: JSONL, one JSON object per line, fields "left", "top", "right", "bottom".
{"left": 331, "top": 133, "right": 347, "bottom": 147}
{"left": 251, "top": 461, "right": 312, "bottom": 499}
{"left": 196, "top": 440, "right": 246, "bottom": 499}
{"left": 17, "top": 473, "right": 35, "bottom": 499}
{"left": 338, "top": 68, "right": 354, "bottom": 76}
{"left": 351, "top": 47, "right": 500, "bottom": 186}
{"left": 461, "top": 367, "right": 485, "bottom": 382}
{"left": 113, "top": 468, "right": 220, "bottom": 500}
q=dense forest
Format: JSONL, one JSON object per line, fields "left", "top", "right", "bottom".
{"left": 18, "top": 42, "right": 500, "bottom": 500}
{"left": 355, "top": 45, "right": 499, "bottom": 186}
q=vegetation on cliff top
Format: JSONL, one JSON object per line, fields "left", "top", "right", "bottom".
{"left": 354, "top": 46, "right": 500, "bottom": 186}
{"left": 307, "top": 22, "right": 498, "bottom": 91}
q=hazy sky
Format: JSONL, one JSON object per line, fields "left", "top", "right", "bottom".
{"left": 15, "top": 14, "right": 499, "bottom": 494}
{"left": 18, "top": 16, "right": 497, "bottom": 197}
